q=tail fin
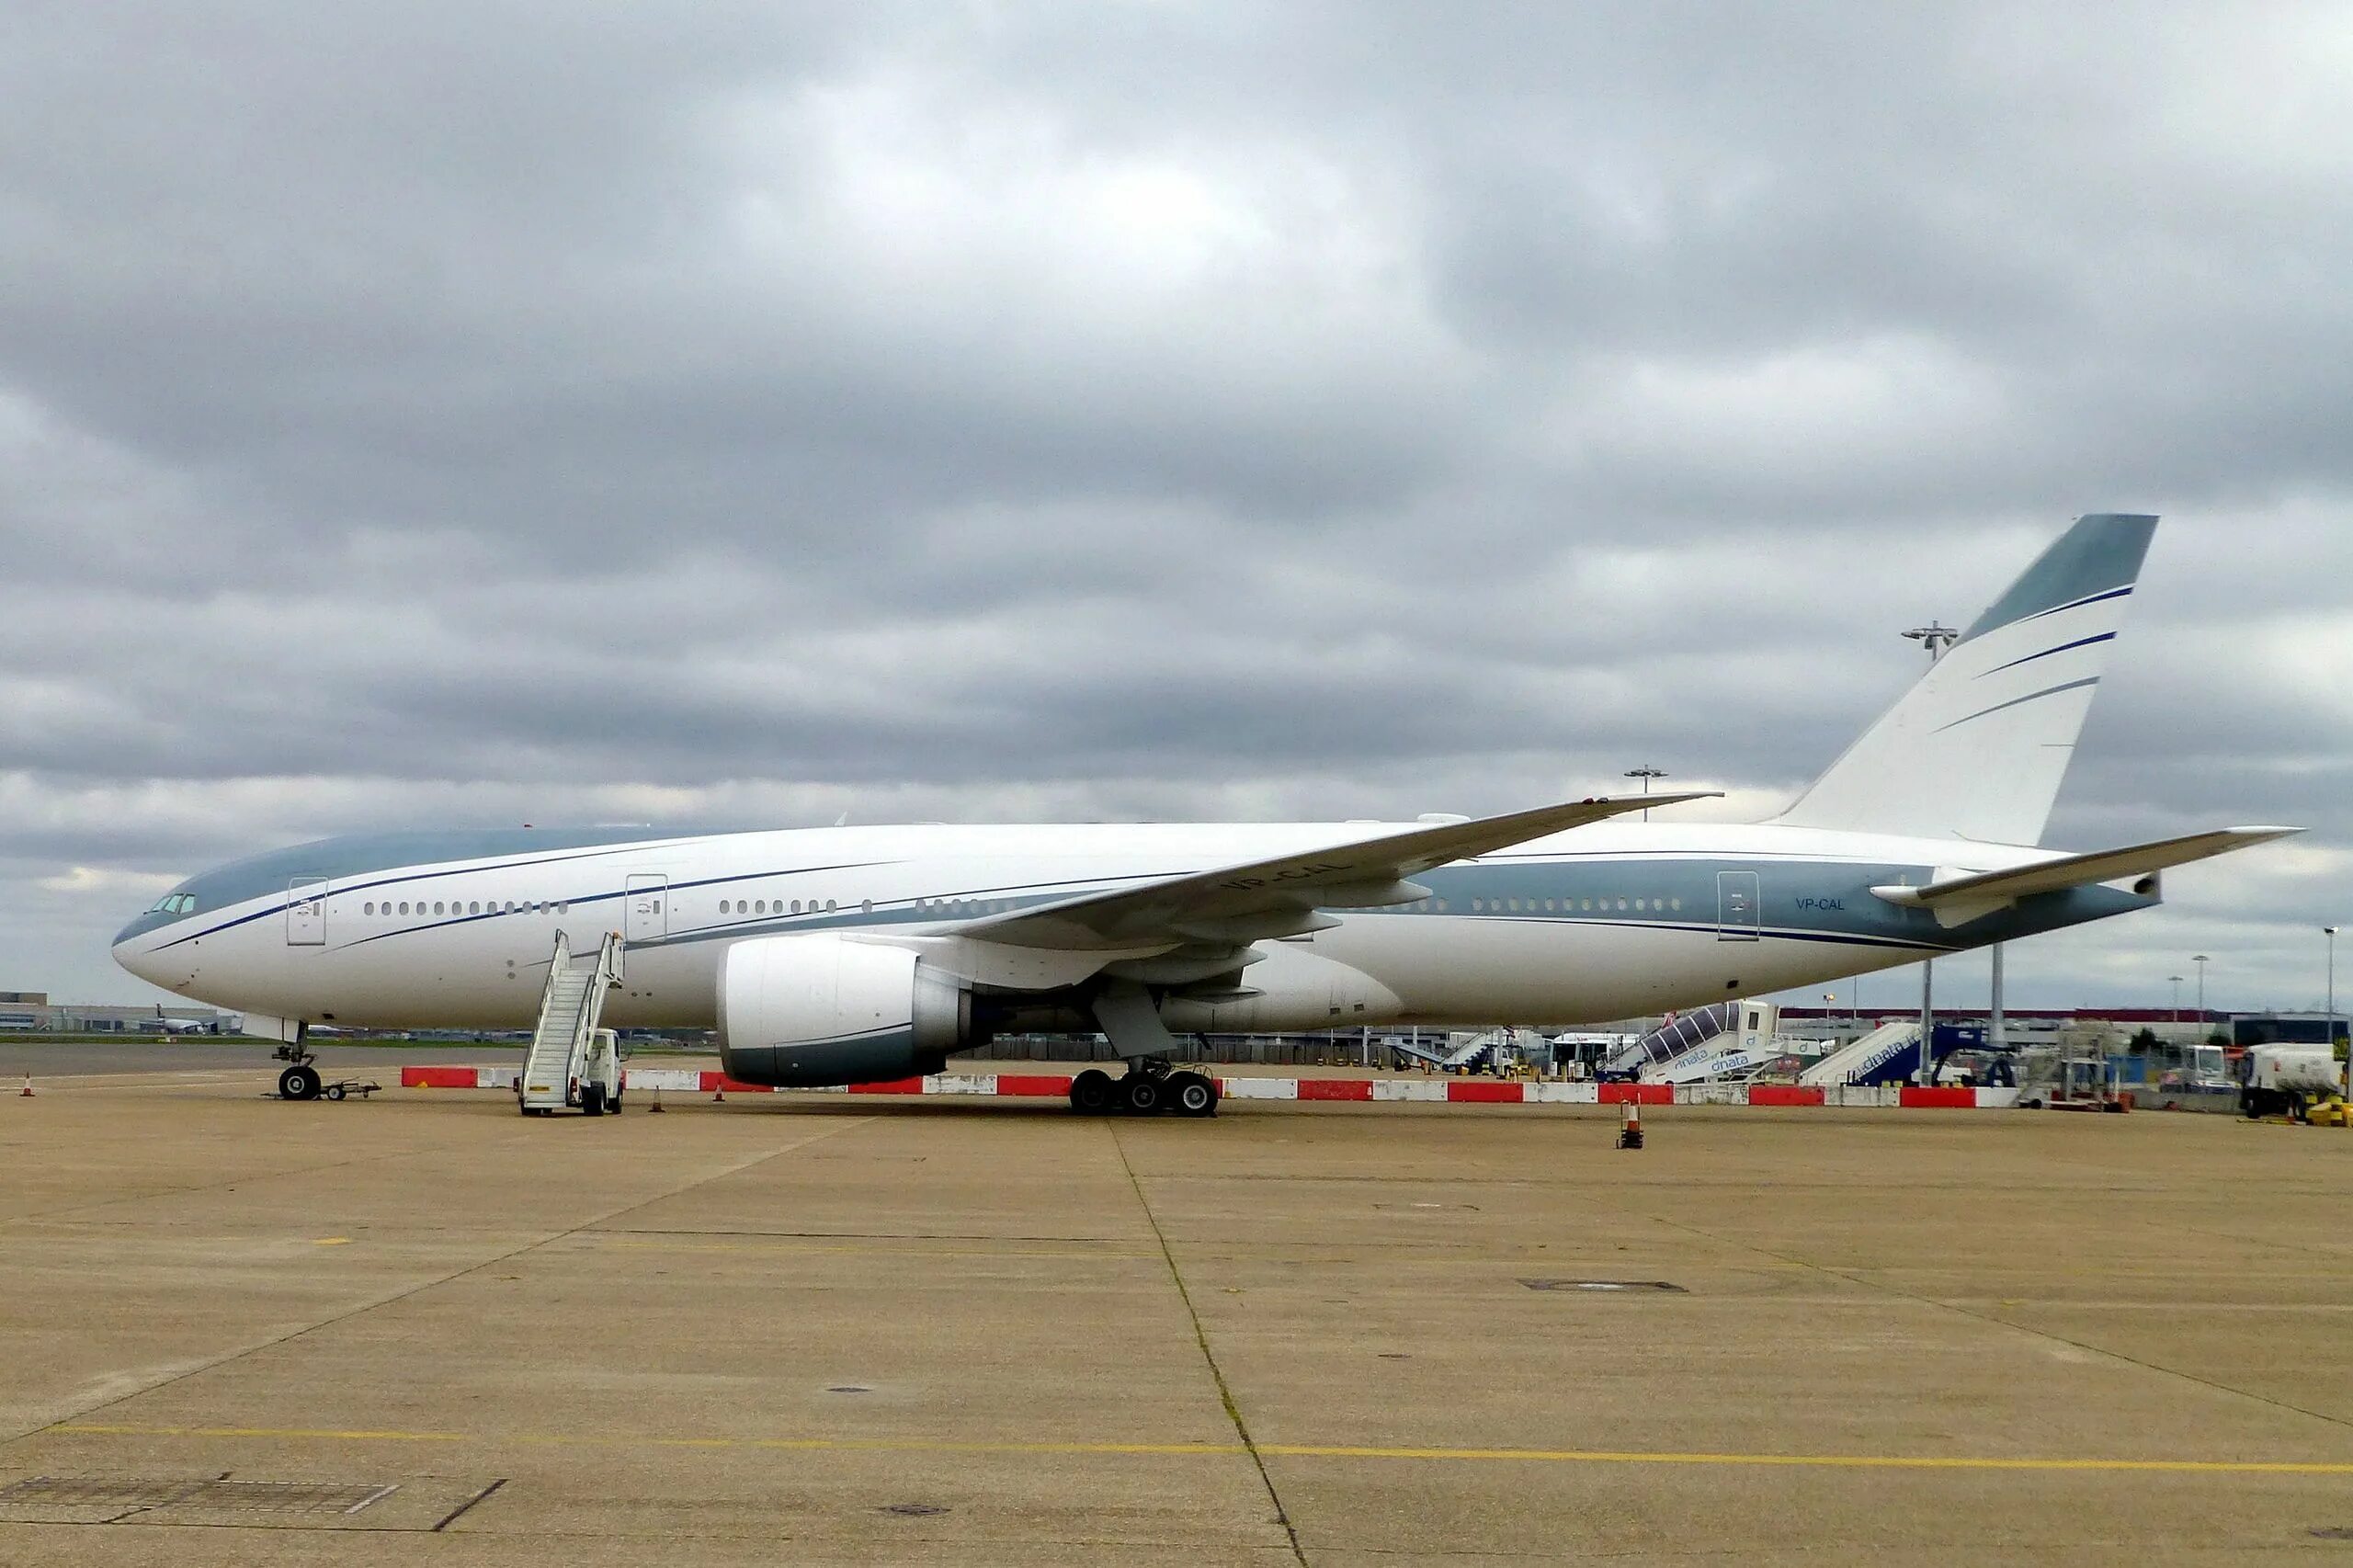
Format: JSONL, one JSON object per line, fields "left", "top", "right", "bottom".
{"left": 1775, "top": 513, "right": 2159, "bottom": 844}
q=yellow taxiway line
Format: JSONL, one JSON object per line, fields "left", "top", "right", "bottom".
{"left": 43, "top": 1423, "right": 2353, "bottom": 1476}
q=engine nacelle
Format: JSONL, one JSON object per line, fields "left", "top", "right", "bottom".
{"left": 718, "top": 934, "right": 973, "bottom": 1086}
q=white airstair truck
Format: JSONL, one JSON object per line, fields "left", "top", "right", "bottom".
{"left": 517, "top": 930, "right": 627, "bottom": 1116}
{"left": 1599, "top": 1002, "right": 1794, "bottom": 1085}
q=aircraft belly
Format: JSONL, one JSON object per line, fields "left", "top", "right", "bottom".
{"left": 1313, "top": 916, "right": 1916, "bottom": 1028}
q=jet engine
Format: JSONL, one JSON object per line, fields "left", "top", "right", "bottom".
{"left": 717, "top": 933, "right": 974, "bottom": 1086}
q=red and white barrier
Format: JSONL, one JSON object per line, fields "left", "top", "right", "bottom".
{"left": 397, "top": 1064, "right": 2023, "bottom": 1108}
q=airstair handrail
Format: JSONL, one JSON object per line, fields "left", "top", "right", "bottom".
{"left": 534, "top": 928, "right": 572, "bottom": 1050}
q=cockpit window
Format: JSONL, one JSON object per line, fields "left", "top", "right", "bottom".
{"left": 145, "top": 892, "right": 198, "bottom": 915}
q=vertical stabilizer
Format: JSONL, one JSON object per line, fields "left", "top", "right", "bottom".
{"left": 1775, "top": 514, "right": 2158, "bottom": 844}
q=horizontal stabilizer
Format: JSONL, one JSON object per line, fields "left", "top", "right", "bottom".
{"left": 1873, "top": 826, "right": 2302, "bottom": 924}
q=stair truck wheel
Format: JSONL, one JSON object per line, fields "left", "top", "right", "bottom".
{"left": 1069, "top": 1069, "right": 1114, "bottom": 1114}
{"left": 1120, "top": 1074, "right": 1165, "bottom": 1115}
{"left": 580, "top": 1083, "right": 606, "bottom": 1117}
{"left": 278, "top": 1063, "right": 321, "bottom": 1102}
{"left": 1169, "top": 1071, "right": 1218, "bottom": 1118}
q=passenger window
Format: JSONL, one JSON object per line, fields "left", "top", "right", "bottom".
{"left": 1616, "top": 898, "right": 1628, "bottom": 911}
{"left": 363, "top": 902, "right": 374, "bottom": 915}
{"left": 861, "top": 899, "right": 873, "bottom": 914}
{"left": 825, "top": 900, "right": 836, "bottom": 913}
{"left": 1635, "top": 899, "right": 1646, "bottom": 911}
{"left": 1671, "top": 897, "right": 1682, "bottom": 911}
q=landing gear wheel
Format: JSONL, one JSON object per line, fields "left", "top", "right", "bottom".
{"left": 278, "top": 1063, "right": 321, "bottom": 1101}
{"left": 1120, "top": 1074, "right": 1165, "bottom": 1115}
{"left": 1169, "top": 1072, "right": 1218, "bottom": 1118}
{"left": 580, "top": 1083, "right": 607, "bottom": 1117}
{"left": 1069, "top": 1069, "right": 1114, "bottom": 1114}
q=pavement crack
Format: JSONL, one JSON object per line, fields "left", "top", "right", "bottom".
{"left": 1109, "top": 1121, "right": 1310, "bottom": 1568}
{"left": 5, "top": 1115, "right": 872, "bottom": 1446}
{"left": 1621, "top": 1203, "right": 2353, "bottom": 1438}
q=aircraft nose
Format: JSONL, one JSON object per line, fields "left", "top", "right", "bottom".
{"left": 113, "top": 936, "right": 160, "bottom": 986}
{"left": 113, "top": 911, "right": 177, "bottom": 984}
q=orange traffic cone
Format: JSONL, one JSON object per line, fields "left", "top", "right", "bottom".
{"left": 649, "top": 1086, "right": 665, "bottom": 1113}
{"left": 1617, "top": 1099, "right": 1643, "bottom": 1150}
{"left": 18, "top": 1074, "right": 32, "bottom": 1097}
{"left": 711, "top": 1082, "right": 725, "bottom": 1103}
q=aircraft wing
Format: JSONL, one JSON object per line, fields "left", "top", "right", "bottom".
{"left": 960, "top": 793, "right": 1720, "bottom": 953}
{"left": 1872, "top": 826, "right": 2301, "bottom": 925}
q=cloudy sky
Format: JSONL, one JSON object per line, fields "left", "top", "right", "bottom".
{"left": 3, "top": 3, "right": 2347, "bottom": 1016}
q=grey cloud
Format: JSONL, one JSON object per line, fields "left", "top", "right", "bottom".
{"left": 2, "top": 1, "right": 2347, "bottom": 1006}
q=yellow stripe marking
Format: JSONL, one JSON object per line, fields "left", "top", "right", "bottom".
{"left": 312, "top": 1237, "right": 351, "bottom": 1246}
{"left": 44, "top": 1424, "right": 2353, "bottom": 1475}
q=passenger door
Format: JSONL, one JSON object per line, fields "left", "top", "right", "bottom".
{"left": 625, "top": 875, "right": 668, "bottom": 944}
{"left": 1715, "top": 870, "right": 1760, "bottom": 942}
{"left": 287, "top": 880, "right": 327, "bottom": 946}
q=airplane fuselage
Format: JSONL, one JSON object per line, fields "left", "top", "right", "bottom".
{"left": 113, "top": 818, "right": 2150, "bottom": 1040}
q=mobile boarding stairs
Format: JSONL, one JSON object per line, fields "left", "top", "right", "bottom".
{"left": 1390, "top": 1029, "right": 1511, "bottom": 1074}
{"left": 518, "top": 930, "right": 626, "bottom": 1116}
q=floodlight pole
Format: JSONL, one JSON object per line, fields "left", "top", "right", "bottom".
{"left": 1624, "top": 766, "right": 1667, "bottom": 823}
{"left": 1989, "top": 943, "right": 2006, "bottom": 1057}
{"left": 2329, "top": 927, "right": 2342, "bottom": 1096}
{"left": 1904, "top": 624, "right": 1959, "bottom": 1087}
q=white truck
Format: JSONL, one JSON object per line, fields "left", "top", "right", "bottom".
{"left": 2239, "top": 1043, "right": 2340, "bottom": 1119}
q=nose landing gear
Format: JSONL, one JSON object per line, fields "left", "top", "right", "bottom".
{"left": 271, "top": 1041, "right": 379, "bottom": 1103}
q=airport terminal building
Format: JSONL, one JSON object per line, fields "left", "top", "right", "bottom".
{"left": 0, "top": 991, "right": 238, "bottom": 1034}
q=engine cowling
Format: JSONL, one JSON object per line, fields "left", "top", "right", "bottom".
{"left": 718, "top": 933, "right": 973, "bottom": 1086}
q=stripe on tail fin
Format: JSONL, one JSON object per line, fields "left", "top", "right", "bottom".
{"left": 1775, "top": 514, "right": 2158, "bottom": 845}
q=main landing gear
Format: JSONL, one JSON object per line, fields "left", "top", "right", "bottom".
{"left": 1069, "top": 1059, "right": 1219, "bottom": 1118}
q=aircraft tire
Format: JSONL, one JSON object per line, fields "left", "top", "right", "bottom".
{"left": 1169, "top": 1072, "right": 1217, "bottom": 1118}
{"left": 1120, "top": 1074, "right": 1164, "bottom": 1115}
{"left": 278, "top": 1064, "right": 321, "bottom": 1102}
{"left": 1069, "top": 1070, "right": 1114, "bottom": 1114}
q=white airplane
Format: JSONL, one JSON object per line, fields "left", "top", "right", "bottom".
{"left": 115, "top": 515, "right": 2293, "bottom": 1113}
